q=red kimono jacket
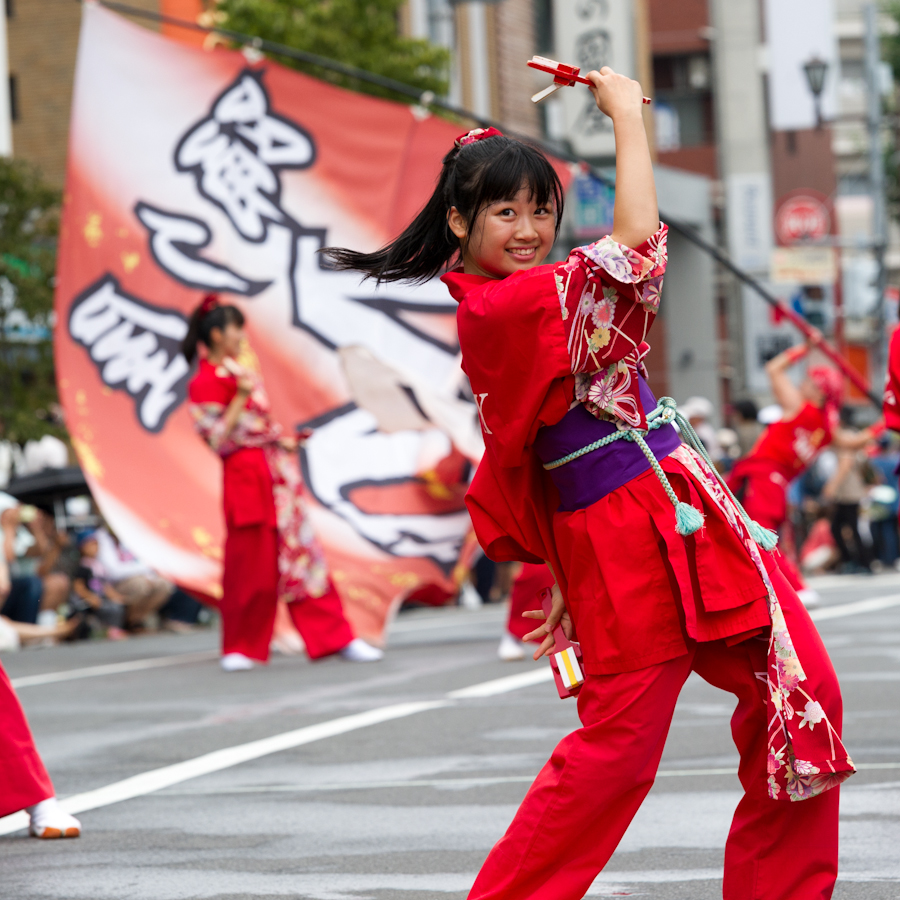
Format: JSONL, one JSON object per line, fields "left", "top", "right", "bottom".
{"left": 444, "top": 225, "right": 853, "bottom": 801}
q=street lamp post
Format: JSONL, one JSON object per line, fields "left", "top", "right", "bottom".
{"left": 803, "top": 56, "right": 829, "bottom": 129}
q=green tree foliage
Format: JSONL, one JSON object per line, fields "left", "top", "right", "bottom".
{"left": 0, "top": 157, "right": 61, "bottom": 444}
{"left": 213, "top": 0, "right": 450, "bottom": 101}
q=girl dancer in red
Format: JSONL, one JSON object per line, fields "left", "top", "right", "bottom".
{"left": 183, "top": 297, "right": 382, "bottom": 670}
{"left": 329, "top": 67, "right": 852, "bottom": 899}
{"left": 728, "top": 343, "right": 877, "bottom": 599}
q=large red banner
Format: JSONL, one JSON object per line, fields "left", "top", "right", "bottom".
{"left": 56, "top": 5, "right": 534, "bottom": 639}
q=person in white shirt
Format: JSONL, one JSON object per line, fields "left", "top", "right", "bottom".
{"left": 93, "top": 528, "right": 173, "bottom": 629}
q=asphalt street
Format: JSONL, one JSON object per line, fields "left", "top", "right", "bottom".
{"left": 1, "top": 573, "right": 899, "bottom": 900}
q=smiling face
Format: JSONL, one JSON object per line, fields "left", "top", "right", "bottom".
{"left": 448, "top": 186, "right": 557, "bottom": 279}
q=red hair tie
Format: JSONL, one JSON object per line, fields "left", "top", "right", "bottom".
{"left": 455, "top": 126, "right": 503, "bottom": 149}
{"left": 200, "top": 293, "right": 219, "bottom": 315}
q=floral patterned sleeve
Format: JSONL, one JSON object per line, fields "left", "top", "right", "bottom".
{"left": 190, "top": 402, "right": 236, "bottom": 455}
{"left": 188, "top": 365, "right": 282, "bottom": 458}
{"left": 554, "top": 224, "right": 667, "bottom": 429}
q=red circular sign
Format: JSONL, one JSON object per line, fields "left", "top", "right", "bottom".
{"left": 775, "top": 194, "right": 831, "bottom": 245}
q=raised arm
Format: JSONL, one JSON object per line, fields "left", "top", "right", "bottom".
{"left": 765, "top": 346, "right": 807, "bottom": 418}
{"left": 588, "top": 67, "right": 658, "bottom": 249}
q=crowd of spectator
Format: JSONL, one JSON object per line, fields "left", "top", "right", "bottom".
{"left": 0, "top": 492, "right": 206, "bottom": 652}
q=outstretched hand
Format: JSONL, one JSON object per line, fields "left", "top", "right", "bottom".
{"left": 586, "top": 66, "right": 645, "bottom": 122}
{"left": 522, "top": 583, "right": 576, "bottom": 661}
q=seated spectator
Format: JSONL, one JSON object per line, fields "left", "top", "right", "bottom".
{"left": 71, "top": 532, "right": 128, "bottom": 640}
{"left": 93, "top": 527, "right": 173, "bottom": 630}
{"left": 158, "top": 587, "right": 205, "bottom": 633}
{"left": 0, "top": 500, "right": 43, "bottom": 625}
{"left": 0, "top": 556, "right": 79, "bottom": 650}
{"left": 30, "top": 510, "right": 73, "bottom": 626}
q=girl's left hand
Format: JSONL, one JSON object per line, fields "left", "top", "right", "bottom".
{"left": 279, "top": 436, "right": 298, "bottom": 452}
{"left": 522, "top": 583, "right": 576, "bottom": 660}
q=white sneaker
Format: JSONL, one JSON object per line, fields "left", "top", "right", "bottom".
{"left": 339, "top": 638, "right": 384, "bottom": 662}
{"left": 27, "top": 798, "right": 81, "bottom": 839}
{"left": 459, "top": 582, "right": 483, "bottom": 609}
{"left": 220, "top": 652, "right": 255, "bottom": 671}
{"left": 498, "top": 632, "right": 527, "bottom": 661}
{"left": 797, "top": 588, "right": 821, "bottom": 609}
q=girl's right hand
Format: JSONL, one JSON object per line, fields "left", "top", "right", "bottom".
{"left": 586, "top": 66, "right": 645, "bottom": 122}
{"left": 236, "top": 374, "right": 254, "bottom": 397}
{"left": 522, "top": 583, "right": 576, "bottom": 660}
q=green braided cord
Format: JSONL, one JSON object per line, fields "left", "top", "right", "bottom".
{"left": 543, "top": 401, "right": 677, "bottom": 470}
{"left": 543, "top": 395, "right": 770, "bottom": 545}
{"left": 630, "top": 430, "right": 682, "bottom": 510}
{"left": 670, "top": 410, "right": 759, "bottom": 533}
{"left": 543, "top": 429, "right": 632, "bottom": 470}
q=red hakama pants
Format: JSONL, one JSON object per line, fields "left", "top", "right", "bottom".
{"left": 469, "top": 565, "right": 841, "bottom": 900}
{"left": 727, "top": 458, "right": 806, "bottom": 592}
{"left": 506, "top": 564, "right": 554, "bottom": 642}
{"left": 222, "top": 522, "right": 353, "bottom": 662}
{"left": 0, "top": 661, "right": 53, "bottom": 818}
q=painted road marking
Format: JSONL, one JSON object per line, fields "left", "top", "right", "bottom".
{"left": 155, "top": 761, "right": 900, "bottom": 796}
{"left": 0, "top": 700, "right": 447, "bottom": 836}
{"left": 7, "top": 591, "right": 899, "bottom": 691}
{"left": 810, "top": 593, "right": 900, "bottom": 621}
{"left": 10, "top": 651, "right": 218, "bottom": 689}
{"left": 447, "top": 668, "right": 552, "bottom": 698}
{"left": 0, "top": 665, "right": 559, "bottom": 835}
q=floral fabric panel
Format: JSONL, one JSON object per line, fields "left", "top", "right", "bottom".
{"left": 555, "top": 225, "right": 667, "bottom": 430}
{"left": 672, "top": 445, "right": 855, "bottom": 802}
{"left": 189, "top": 366, "right": 330, "bottom": 601}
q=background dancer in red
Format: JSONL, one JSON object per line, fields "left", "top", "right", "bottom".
{"left": 498, "top": 563, "right": 554, "bottom": 661}
{"left": 728, "top": 342, "right": 878, "bottom": 603}
{"left": 884, "top": 325, "right": 900, "bottom": 433}
{"left": 328, "top": 66, "right": 852, "bottom": 900}
{"left": 183, "top": 297, "right": 382, "bottom": 671}
{"left": 0, "top": 555, "right": 81, "bottom": 838}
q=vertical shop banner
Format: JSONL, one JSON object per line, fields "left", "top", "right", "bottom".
{"left": 56, "top": 5, "right": 527, "bottom": 639}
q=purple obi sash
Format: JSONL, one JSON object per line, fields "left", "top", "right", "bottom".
{"left": 534, "top": 378, "right": 682, "bottom": 512}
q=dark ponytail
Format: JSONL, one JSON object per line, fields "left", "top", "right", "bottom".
{"left": 323, "top": 135, "right": 564, "bottom": 284}
{"left": 181, "top": 295, "right": 246, "bottom": 363}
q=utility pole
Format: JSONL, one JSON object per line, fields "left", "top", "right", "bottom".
{"left": 865, "top": 2, "right": 887, "bottom": 384}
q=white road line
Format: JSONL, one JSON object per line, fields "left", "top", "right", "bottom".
{"left": 810, "top": 593, "right": 900, "bottom": 622}
{"left": 0, "top": 665, "right": 559, "bottom": 835}
{"left": 9, "top": 651, "right": 219, "bottom": 689}
{"left": 152, "top": 761, "right": 900, "bottom": 796}
{"left": 0, "top": 700, "right": 448, "bottom": 836}
{"left": 8, "top": 591, "right": 898, "bottom": 692}
{"left": 447, "top": 667, "right": 552, "bottom": 698}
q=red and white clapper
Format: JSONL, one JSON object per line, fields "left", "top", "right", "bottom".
{"left": 527, "top": 56, "right": 652, "bottom": 105}
{"left": 538, "top": 587, "right": 585, "bottom": 699}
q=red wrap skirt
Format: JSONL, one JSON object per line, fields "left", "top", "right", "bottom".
{"left": 553, "top": 451, "right": 773, "bottom": 676}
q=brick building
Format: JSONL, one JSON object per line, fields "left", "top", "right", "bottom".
{"left": 3, "top": 0, "right": 170, "bottom": 186}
